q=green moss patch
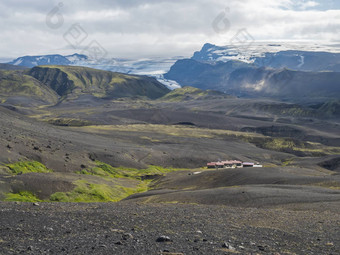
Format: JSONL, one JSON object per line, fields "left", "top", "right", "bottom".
{"left": 160, "top": 86, "right": 229, "bottom": 102}
{"left": 47, "top": 118, "right": 93, "bottom": 127}
{"left": 5, "top": 191, "right": 41, "bottom": 202}
{"left": 6, "top": 161, "right": 52, "bottom": 175}
{"left": 50, "top": 180, "right": 149, "bottom": 202}
{"left": 3, "top": 161, "right": 186, "bottom": 203}
{"left": 50, "top": 162, "right": 186, "bottom": 202}
{"left": 78, "top": 161, "right": 184, "bottom": 179}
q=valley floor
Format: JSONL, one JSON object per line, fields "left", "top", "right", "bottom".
{"left": 0, "top": 92, "right": 339, "bottom": 255}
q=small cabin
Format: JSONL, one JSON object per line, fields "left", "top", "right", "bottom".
{"left": 216, "top": 162, "right": 224, "bottom": 168}
{"left": 207, "top": 160, "right": 262, "bottom": 169}
{"left": 230, "top": 160, "right": 243, "bottom": 168}
{"left": 221, "top": 161, "right": 234, "bottom": 168}
{"left": 207, "top": 162, "right": 216, "bottom": 169}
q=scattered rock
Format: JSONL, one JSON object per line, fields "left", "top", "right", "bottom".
{"left": 114, "top": 241, "right": 123, "bottom": 245}
{"left": 44, "top": 226, "right": 53, "bottom": 231}
{"left": 33, "top": 202, "right": 39, "bottom": 206}
{"left": 258, "top": 245, "right": 265, "bottom": 251}
{"left": 111, "top": 228, "right": 125, "bottom": 233}
{"left": 122, "top": 233, "right": 134, "bottom": 240}
{"left": 222, "top": 242, "right": 235, "bottom": 251}
{"left": 156, "top": 236, "right": 172, "bottom": 242}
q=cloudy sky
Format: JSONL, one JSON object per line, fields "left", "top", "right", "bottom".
{"left": 0, "top": 0, "right": 339, "bottom": 60}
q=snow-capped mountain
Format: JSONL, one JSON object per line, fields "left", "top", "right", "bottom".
{"left": 8, "top": 54, "right": 88, "bottom": 68}
{"left": 192, "top": 42, "right": 340, "bottom": 72}
{"left": 164, "top": 42, "right": 340, "bottom": 101}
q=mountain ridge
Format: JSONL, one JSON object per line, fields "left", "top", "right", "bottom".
{"left": 28, "top": 65, "right": 170, "bottom": 100}
{"left": 0, "top": 65, "right": 170, "bottom": 107}
{"left": 8, "top": 54, "right": 88, "bottom": 68}
{"left": 165, "top": 59, "right": 340, "bottom": 102}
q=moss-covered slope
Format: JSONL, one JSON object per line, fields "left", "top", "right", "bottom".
{"left": 160, "top": 86, "right": 232, "bottom": 101}
{"left": 0, "top": 70, "right": 58, "bottom": 104}
{"left": 28, "top": 66, "right": 170, "bottom": 99}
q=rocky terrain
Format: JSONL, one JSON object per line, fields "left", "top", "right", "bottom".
{"left": 0, "top": 63, "right": 339, "bottom": 254}
{"left": 1, "top": 202, "right": 339, "bottom": 255}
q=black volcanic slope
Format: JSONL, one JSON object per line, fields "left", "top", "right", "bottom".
{"left": 127, "top": 167, "right": 340, "bottom": 209}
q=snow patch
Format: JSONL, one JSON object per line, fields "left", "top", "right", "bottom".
{"left": 156, "top": 75, "right": 181, "bottom": 90}
{"left": 13, "top": 59, "right": 23, "bottom": 65}
{"left": 297, "top": 55, "right": 305, "bottom": 68}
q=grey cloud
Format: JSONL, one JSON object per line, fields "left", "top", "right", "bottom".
{"left": 0, "top": 0, "right": 339, "bottom": 59}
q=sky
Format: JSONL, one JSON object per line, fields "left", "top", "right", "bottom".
{"left": 0, "top": 0, "right": 339, "bottom": 60}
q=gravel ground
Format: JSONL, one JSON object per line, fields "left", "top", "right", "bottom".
{"left": 0, "top": 201, "right": 339, "bottom": 255}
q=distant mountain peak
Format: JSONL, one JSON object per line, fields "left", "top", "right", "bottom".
{"left": 8, "top": 53, "right": 88, "bottom": 68}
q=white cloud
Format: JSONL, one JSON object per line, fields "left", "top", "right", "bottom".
{"left": 299, "top": 1, "right": 320, "bottom": 10}
{"left": 0, "top": 0, "right": 339, "bottom": 59}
